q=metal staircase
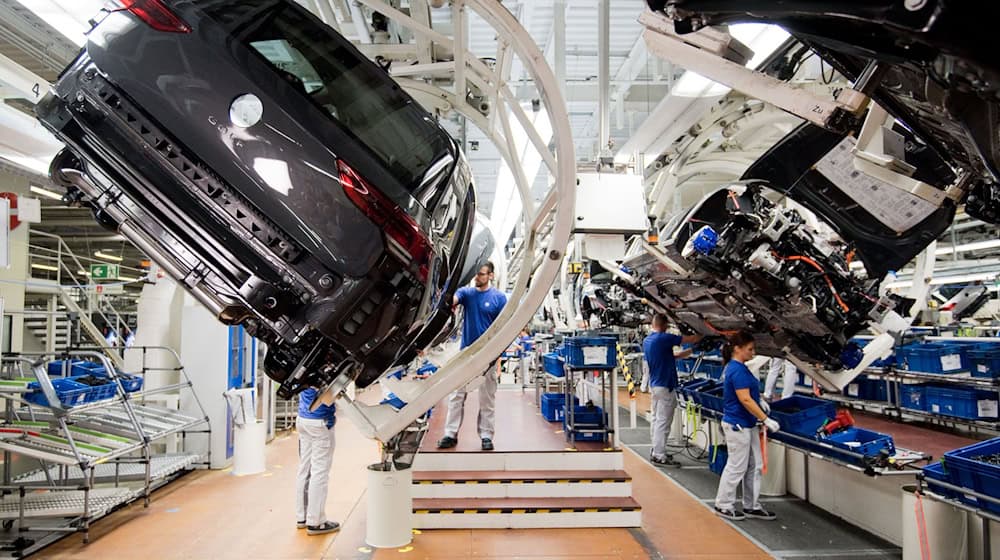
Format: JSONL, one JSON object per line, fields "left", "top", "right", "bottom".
{"left": 25, "top": 230, "right": 136, "bottom": 368}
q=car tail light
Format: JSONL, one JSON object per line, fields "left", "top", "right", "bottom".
{"left": 338, "top": 160, "right": 433, "bottom": 282}
{"left": 106, "top": 0, "right": 191, "bottom": 33}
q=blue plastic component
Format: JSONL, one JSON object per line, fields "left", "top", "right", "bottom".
{"left": 562, "top": 404, "right": 605, "bottom": 442}
{"left": 823, "top": 427, "right": 895, "bottom": 457}
{"left": 840, "top": 342, "right": 864, "bottom": 369}
{"left": 691, "top": 225, "right": 718, "bottom": 255}
{"left": 709, "top": 444, "right": 728, "bottom": 475}
{"left": 540, "top": 393, "right": 579, "bottom": 422}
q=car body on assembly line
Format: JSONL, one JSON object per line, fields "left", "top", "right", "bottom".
{"left": 36, "top": 0, "right": 479, "bottom": 398}
{"left": 627, "top": 0, "right": 1000, "bottom": 388}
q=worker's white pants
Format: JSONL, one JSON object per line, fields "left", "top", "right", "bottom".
{"left": 639, "top": 360, "right": 650, "bottom": 393}
{"left": 650, "top": 386, "right": 678, "bottom": 460}
{"left": 714, "top": 422, "right": 763, "bottom": 512}
{"left": 764, "top": 358, "right": 797, "bottom": 400}
{"left": 444, "top": 366, "right": 497, "bottom": 440}
{"left": 296, "top": 417, "right": 336, "bottom": 527}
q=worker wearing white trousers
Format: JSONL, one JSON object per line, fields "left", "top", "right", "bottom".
{"left": 437, "top": 261, "right": 507, "bottom": 451}
{"left": 713, "top": 330, "right": 780, "bottom": 521}
{"left": 643, "top": 313, "right": 702, "bottom": 466}
{"left": 295, "top": 388, "right": 340, "bottom": 535}
{"left": 764, "top": 357, "right": 797, "bottom": 401}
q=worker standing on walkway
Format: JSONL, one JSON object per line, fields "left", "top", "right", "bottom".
{"left": 764, "top": 357, "right": 796, "bottom": 401}
{"left": 714, "top": 330, "right": 779, "bottom": 521}
{"left": 643, "top": 313, "right": 702, "bottom": 466}
{"left": 437, "top": 261, "right": 508, "bottom": 451}
{"left": 296, "top": 387, "right": 340, "bottom": 535}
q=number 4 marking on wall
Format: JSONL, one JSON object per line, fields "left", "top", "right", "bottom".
{"left": 32, "top": 83, "right": 39, "bottom": 98}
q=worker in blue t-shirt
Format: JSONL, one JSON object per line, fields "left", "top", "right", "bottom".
{"left": 295, "top": 388, "right": 340, "bottom": 535}
{"left": 643, "top": 313, "right": 702, "bottom": 467}
{"left": 713, "top": 330, "right": 780, "bottom": 522}
{"left": 437, "top": 261, "right": 507, "bottom": 451}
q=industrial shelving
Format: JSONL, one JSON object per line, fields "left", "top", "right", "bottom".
{"left": 0, "top": 347, "right": 211, "bottom": 557}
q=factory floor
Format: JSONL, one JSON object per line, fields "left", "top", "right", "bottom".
{"left": 38, "top": 384, "right": 979, "bottom": 559}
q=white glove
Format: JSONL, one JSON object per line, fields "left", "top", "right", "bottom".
{"left": 759, "top": 400, "right": 770, "bottom": 414}
{"left": 763, "top": 417, "right": 780, "bottom": 433}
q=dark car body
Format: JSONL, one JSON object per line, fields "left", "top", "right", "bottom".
{"left": 629, "top": 1, "right": 999, "bottom": 376}
{"left": 36, "top": 0, "right": 477, "bottom": 397}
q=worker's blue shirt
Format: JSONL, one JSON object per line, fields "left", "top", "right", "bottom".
{"left": 298, "top": 388, "right": 336, "bottom": 428}
{"left": 722, "top": 359, "right": 760, "bottom": 429}
{"left": 642, "top": 332, "right": 683, "bottom": 389}
{"left": 456, "top": 286, "right": 507, "bottom": 349}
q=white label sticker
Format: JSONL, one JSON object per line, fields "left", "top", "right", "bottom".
{"left": 940, "top": 354, "right": 962, "bottom": 371}
{"left": 815, "top": 136, "right": 938, "bottom": 232}
{"left": 847, "top": 384, "right": 859, "bottom": 397}
{"left": 582, "top": 346, "right": 607, "bottom": 365}
{"left": 931, "top": 404, "right": 941, "bottom": 413}
{"left": 978, "top": 364, "right": 989, "bottom": 374}
{"left": 978, "top": 400, "right": 999, "bottom": 418}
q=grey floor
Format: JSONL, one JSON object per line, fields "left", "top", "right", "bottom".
{"left": 614, "top": 406, "right": 903, "bottom": 560}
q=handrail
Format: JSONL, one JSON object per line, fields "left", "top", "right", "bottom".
{"left": 26, "top": 230, "right": 136, "bottom": 366}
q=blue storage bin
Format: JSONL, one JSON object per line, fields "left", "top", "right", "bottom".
{"left": 768, "top": 395, "right": 837, "bottom": 437}
{"left": 922, "top": 461, "right": 961, "bottom": 500}
{"left": 702, "top": 363, "right": 724, "bottom": 379}
{"left": 823, "top": 427, "right": 895, "bottom": 457}
{"left": 699, "top": 386, "right": 726, "bottom": 412}
{"left": 897, "top": 342, "right": 969, "bottom": 374}
{"left": 115, "top": 374, "right": 143, "bottom": 393}
{"left": 969, "top": 345, "right": 1000, "bottom": 378}
{"left": 678, "top": 378, "right": 716, "bottom": 404}
{"left": 563, "top": 404, "right": 605, "bottom": 441}
{"left": 709, "top": 444, "right": 728, "bottom": 475}
{"left": 899, "top": 383, "right": 926, "bottom": 411}
{"left": 563, "top": 336, "right": 617, "bottom": 369}
{"left": 24, "top": 377, "right": 91, "bottom": 407}
{"left": 844, "top": 376, "right": 896, "bottom": 403}
{"left": 944, "top": 438, "right": 1000, "bottom": 513}
{"left": 677, "top": 358, "right": 694, "bottom": 374}
{"left": 540, "top": 393, "right": 578, "bottom": 422}
{"left": 543, "top": 352, "right": 565, "bottom": 377}
{"left": 925, "top": 385, "right": 999, "bottom": 420}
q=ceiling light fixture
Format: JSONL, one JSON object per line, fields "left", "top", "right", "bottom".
{"left": 29, "top": 185, "right": 64, "bottom": 200}
{"left": 31, "top": 263, "right": 59, "bottom": 272}
{"left": 94, "top": 251, "right": 123, "bottom": 262}
{"left": 117, "top": 275, "right": 142, "bottom": 282}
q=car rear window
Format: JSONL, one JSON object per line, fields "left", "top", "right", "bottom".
{"left": 239, "top": 2, "right": 452, "bottom": 191}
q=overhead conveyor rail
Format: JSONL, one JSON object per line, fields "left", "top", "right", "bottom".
{"left": 332, "top": 0, "right": 576, "bottom": 450}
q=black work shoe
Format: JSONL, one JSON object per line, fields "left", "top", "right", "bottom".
{"left": 743, "top": 508, "right": 776, "bottom": 520}
{"left": 296, "top": 520, "right": 306, "bottom": 529}
{"left": 714, "top": 507, "right": 745, "bottom": 521}
{"left": 437, "top": 436, "right": 458, "bottom": 448}
{"left": 650, "top": 454, "right": 681, "bottom": 467}
{"left": 481, "top": 438, "right": 494, "bottom": 451}
{"left": 306, "top": 521, "right": 340, "bottom": 535}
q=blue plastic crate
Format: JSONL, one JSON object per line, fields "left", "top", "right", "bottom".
{"left": 922, "top": 461, "right": 962, "bottom": 500}
{"left": 925, "top": 385, "right": 999, "bottom": 420}
{"left": 969, "top": 345, "right": 1000, "bottom": 379}
{"left": 678, "top": 378, "right": 716, "bottom": 403}
{"left": 823, "top": 427, "right": 895, "bottom": 457}
{"left": 540, "top": 393, "right": 578, "bottom": 422}
{"left": 844, "top": 375, "right": 896, "bottom": 403}
{"left": 709, "top": 444, "right": 728, "bottom": 475}
{"left": 24, "top": 378, "right": 91, "bottom": 407}
{"left": 677, "top": 359, "right": 694, "bottom": 374}
{"left": 768, "top": 395, "right": 837, "bottom": 437}
{"left": 899, "top": 383, "right": 926, "bottom": 411}
{"left": 699, "top": 386, "right": 726, "bottom": 413}
{"left": 543, "top": 352, "right": 565, "bottom": 377}
{"left": 563, "top": 404, "right": 605, "bottom": 441}
{"left": 563, "top": 336, "right": 617, "bottom": 369}
{"left": 115, "top": 374, "right": 143, "bottom": 393}
{"left": 701, "top": 363, "right": 724, "bottom": 379}
{"left": 897, "top": 342, "right": 969, "bottom": 374}
{"left": 944, "top": 438, "right": 1000, "bottom": 513}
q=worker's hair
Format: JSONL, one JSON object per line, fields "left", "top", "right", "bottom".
{"left": 483, "top": 261, "right": 495, "bottom": 274}
{"left": 652, "top": 313, "right": 668, "bottom": 329}
{"left": 721, "top": 329, "right": 755, "bottom": 363}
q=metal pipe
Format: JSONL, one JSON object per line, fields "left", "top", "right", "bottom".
{"left": 554, "top": 0, "right": 566, "bottom": 96}
{"left": 598, "top": 0, "right": 610, "bottom": 157}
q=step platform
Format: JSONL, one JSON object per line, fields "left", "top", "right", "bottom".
{"left": 412, "top": 389, "right": 639, "bottom": 529}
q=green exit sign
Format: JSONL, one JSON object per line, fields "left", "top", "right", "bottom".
{"left": 90, "top": 264, "right": 120, "bottom": 280}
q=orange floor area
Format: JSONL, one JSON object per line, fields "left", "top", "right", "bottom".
{"left": 40, "top": 389, "right": 768, "bottom": 559}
